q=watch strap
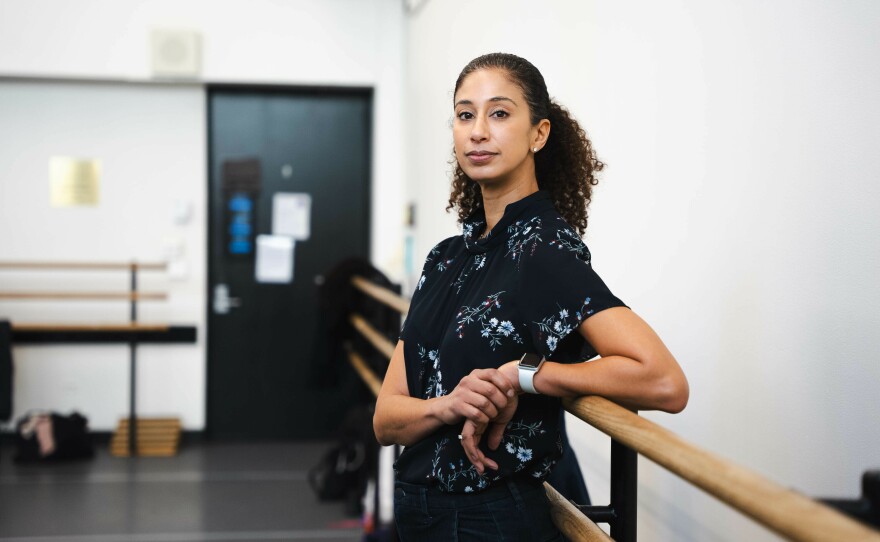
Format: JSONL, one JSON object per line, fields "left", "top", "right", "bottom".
{"left": 518, "top": 354, "right": 545, "bottom": 394}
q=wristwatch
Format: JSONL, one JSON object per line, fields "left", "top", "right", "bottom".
{"left": 518, "top": 353, "right": 546, "bottom": 394}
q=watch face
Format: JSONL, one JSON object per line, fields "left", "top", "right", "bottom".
{"left": 520, "top": 353, "right": 543, "bottom": 369}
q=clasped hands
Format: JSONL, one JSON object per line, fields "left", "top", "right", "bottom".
{"left": 436, "top": 361, "right": 521, "bottom": 475}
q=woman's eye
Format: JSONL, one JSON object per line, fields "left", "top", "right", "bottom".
{"left": 457, "top": 111, "right": 473, "bottom": 120}
{"left": 491, "top": 110, "right": 509, "bottom": 118}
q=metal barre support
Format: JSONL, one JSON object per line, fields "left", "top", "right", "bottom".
{"left": 610, "top": 437, "right": 638, "bottom": 542}
{"left": 129, "top": 263, "right": 138, "bottom": 457}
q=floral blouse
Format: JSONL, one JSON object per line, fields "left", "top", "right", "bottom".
{"left": 396, "top": 190, "right": 626, "bottom": 493}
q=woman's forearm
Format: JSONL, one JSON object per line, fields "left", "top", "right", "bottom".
{"left": 531, "top": 356, "right": 688, "bottom": 412}
{"left": 374, "top": 339, "right": 517, "bottom": 447}
{"left": 504, "top": 307, "right": 689, "bottom": 413}
{"left": 374, "top": 393, "right": 449, "bottom": 447}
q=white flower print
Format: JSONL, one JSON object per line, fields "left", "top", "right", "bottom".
{"left": 533, "top": 299, "right": 593, "bottom": 355}
{"left": 417, "top": 275, "right": 426, "bottom": 290}
{"left": 418, "top": 346, "right": 444, "bottom": 397}
{"left": 453, "top": 254, "right": 488, "bottom": 294}
{"left": 529, "top": 458, "right": 555, "bottom": 479}
{"left": 476, "top": 319, "right": 523, "bottom": 349}
{"left": 455, "top": 292, "right": 504, "bottom": 338}
{"left": 505, "top": 217, "right": 543, "bottom": 267}
{"left": 501, "top": 420, "right": 545, "bottom": 451}
{"left": 431, "top": 371, "right": 445, "bottom": 397}
{"left": 516, "top": 447, "right": 533, "bottom": 463}
{"left": 548, "top": 224, "right": 592, "bottom": 263}
{"left": 456, "top": 295, "right": 523, "bottom": 350}
{"left": 436, "top": 258, "right": 454, "bottom": 272}
{"left": 431, "top": 438, "right": 492, "bottom": 492}
{"left": 425, "top": 245, "right": 441, "bottom": 266}
{"left": 462, "top": 220, "right": 485, "bottom": 242}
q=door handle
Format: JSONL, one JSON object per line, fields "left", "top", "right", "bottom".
{"left": 213, "top": 283, "right": 241, "bottom": 314}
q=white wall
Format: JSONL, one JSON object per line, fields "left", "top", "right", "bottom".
{"left": 0, "top": 0, "right": 406, "bottom": 430}
{"left": 0, "top": 80, "right": 207, "bottom": 430}
{"left": 405, "top": 1, "right": 880, "bottom": 540}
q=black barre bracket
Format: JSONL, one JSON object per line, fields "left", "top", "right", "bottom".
{"left": 818, "top": 470, "right": 880, "bottom": 529}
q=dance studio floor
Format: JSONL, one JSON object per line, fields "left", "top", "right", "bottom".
{"left": 0, "top": 440, "right": 363, "bottom": 542}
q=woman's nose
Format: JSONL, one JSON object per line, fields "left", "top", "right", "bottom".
{"left": 470, "top": 114, "right": 488, "bottom": 142}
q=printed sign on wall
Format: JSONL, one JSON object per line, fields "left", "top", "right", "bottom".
{"left": 49, "top": 157, "right": 101, "bottom": 207}
{"left": 272, "top": 192, "right": 311, "bottom": 241}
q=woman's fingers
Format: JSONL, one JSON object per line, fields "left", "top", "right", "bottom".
{"left": 462, "top": 390, "right": 499, "bottom": 420}
{"left": 486, "top": 421, "right": 507, "bottom": 451}
{"left": 450, "top": 366, "right": 521, "bottom": 470}
{"left": 459, "top": 420, "right": 485, "bottom": 473}
{"left": 462, "top": 369, "right": 512, "bottom": 410}
{"left": 460, "top": 420, "right": 499, "bottom": 474}
{"left": 453, "top": 369, "right": 515, "bottom": 421}
{"left": 480, "top": 369, "right": 516, "bottom": 398}
{"left": 461, "top": 404, "right": 490, "bottom": 424}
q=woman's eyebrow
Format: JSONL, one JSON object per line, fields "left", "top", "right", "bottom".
{"left": 454, "top": 96, "right": 518, "bottom": 107}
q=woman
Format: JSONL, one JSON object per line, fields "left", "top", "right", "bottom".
{"left": 374, "top": 52, "right": 689, "bottom": 541}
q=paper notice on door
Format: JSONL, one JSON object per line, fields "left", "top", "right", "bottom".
{"left": 255, "top": 235, "right": 294, "bottom": 283}
{"left": 272, "top": 192, "right": 311, "bottom": 240}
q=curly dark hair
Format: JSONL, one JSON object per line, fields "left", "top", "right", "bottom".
{"left": 445, "top": 52, "right": 604, "bottom": 236}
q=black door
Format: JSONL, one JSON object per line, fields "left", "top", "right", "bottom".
{"left": 207, "top": 87, "right": 371, "bottom": 439}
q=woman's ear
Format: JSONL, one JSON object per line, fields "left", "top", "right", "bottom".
{"left": 532, "top": 118, "right": 551, "bottom": 152}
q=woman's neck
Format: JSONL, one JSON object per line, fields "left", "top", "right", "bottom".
{"left": 480, "top": 179, "right": 540, "bottom": 234}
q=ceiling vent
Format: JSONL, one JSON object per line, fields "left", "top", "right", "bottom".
{"left": 151, "top": 28, "right": 202, "bottom": 79}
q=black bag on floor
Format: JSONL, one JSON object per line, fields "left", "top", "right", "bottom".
{"left": 13, "top": 411, "right": 94, "bottom": 463}
{"left": 308, "top": 405, "right": 374, "bottom": 506}
{"left": 308, "top": 439, "right": 366, "bottom": 501}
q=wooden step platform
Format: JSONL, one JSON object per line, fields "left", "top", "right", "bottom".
{"left": 110, "top": 417, "right": 181, "bottom": 457}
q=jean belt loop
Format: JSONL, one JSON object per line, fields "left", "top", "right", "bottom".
{"left": 419, "top": 484, "right": 429, "bottom": 516}
{"left": 506, "top": 477, "right": 527, "bottom": 511}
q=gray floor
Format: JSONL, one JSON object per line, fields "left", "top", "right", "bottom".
{"left": 0, "top": 441, "right": 363, "bottom": 542}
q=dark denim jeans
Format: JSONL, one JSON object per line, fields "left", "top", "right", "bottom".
{"left": 393, "top": 477, "right": 565, "bottom": 541}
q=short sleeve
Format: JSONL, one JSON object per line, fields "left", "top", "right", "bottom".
{"left": 399, "top": 239, "right": 449, "bottom": 341}
{"left": 517, "top": 227, "right": 626, "bottom": 361}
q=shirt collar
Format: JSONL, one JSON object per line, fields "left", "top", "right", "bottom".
{"left": 462, "top": 190, "right": 554, "bottom": 254}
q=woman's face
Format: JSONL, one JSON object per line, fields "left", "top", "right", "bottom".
{"left": 453, "top": 68, "right": 544, "bottom": 186}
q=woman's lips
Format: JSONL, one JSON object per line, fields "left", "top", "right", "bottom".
{"left": 466, "top": 152, "right": 497, "bottom": 164}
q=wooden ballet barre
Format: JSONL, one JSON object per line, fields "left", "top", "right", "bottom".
{"left": 351, "top": 275, "right": 410, "bottom": 315}
{"left": 349, "top": 313, "right": 395, "bottom": 359}
{"left": 349, "top": 275, "right": 880, "bottom": 541}
{"left": 563, "top": 395, "right": 880, "bottom": 542}
{"left": 0, "top": 291, "right": 167, "bottom": 301}
{"left": 545, "top": 483, "right": 613, "bottom": 542}
{"left": 346, "top": 348, "right": 383, "bottom": 398}
{"left": 0, "top": 261, "right": 166, "bottom": 271}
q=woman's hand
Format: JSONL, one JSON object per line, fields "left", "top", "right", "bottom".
{"left": 459, "top": 361, "right": 521, "bottom": 474}
{"left": 435, "top": 368, "right": 516, "bottom": 426}
{"left": 459, "top": 390, "right": 519, "bottom": 474}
